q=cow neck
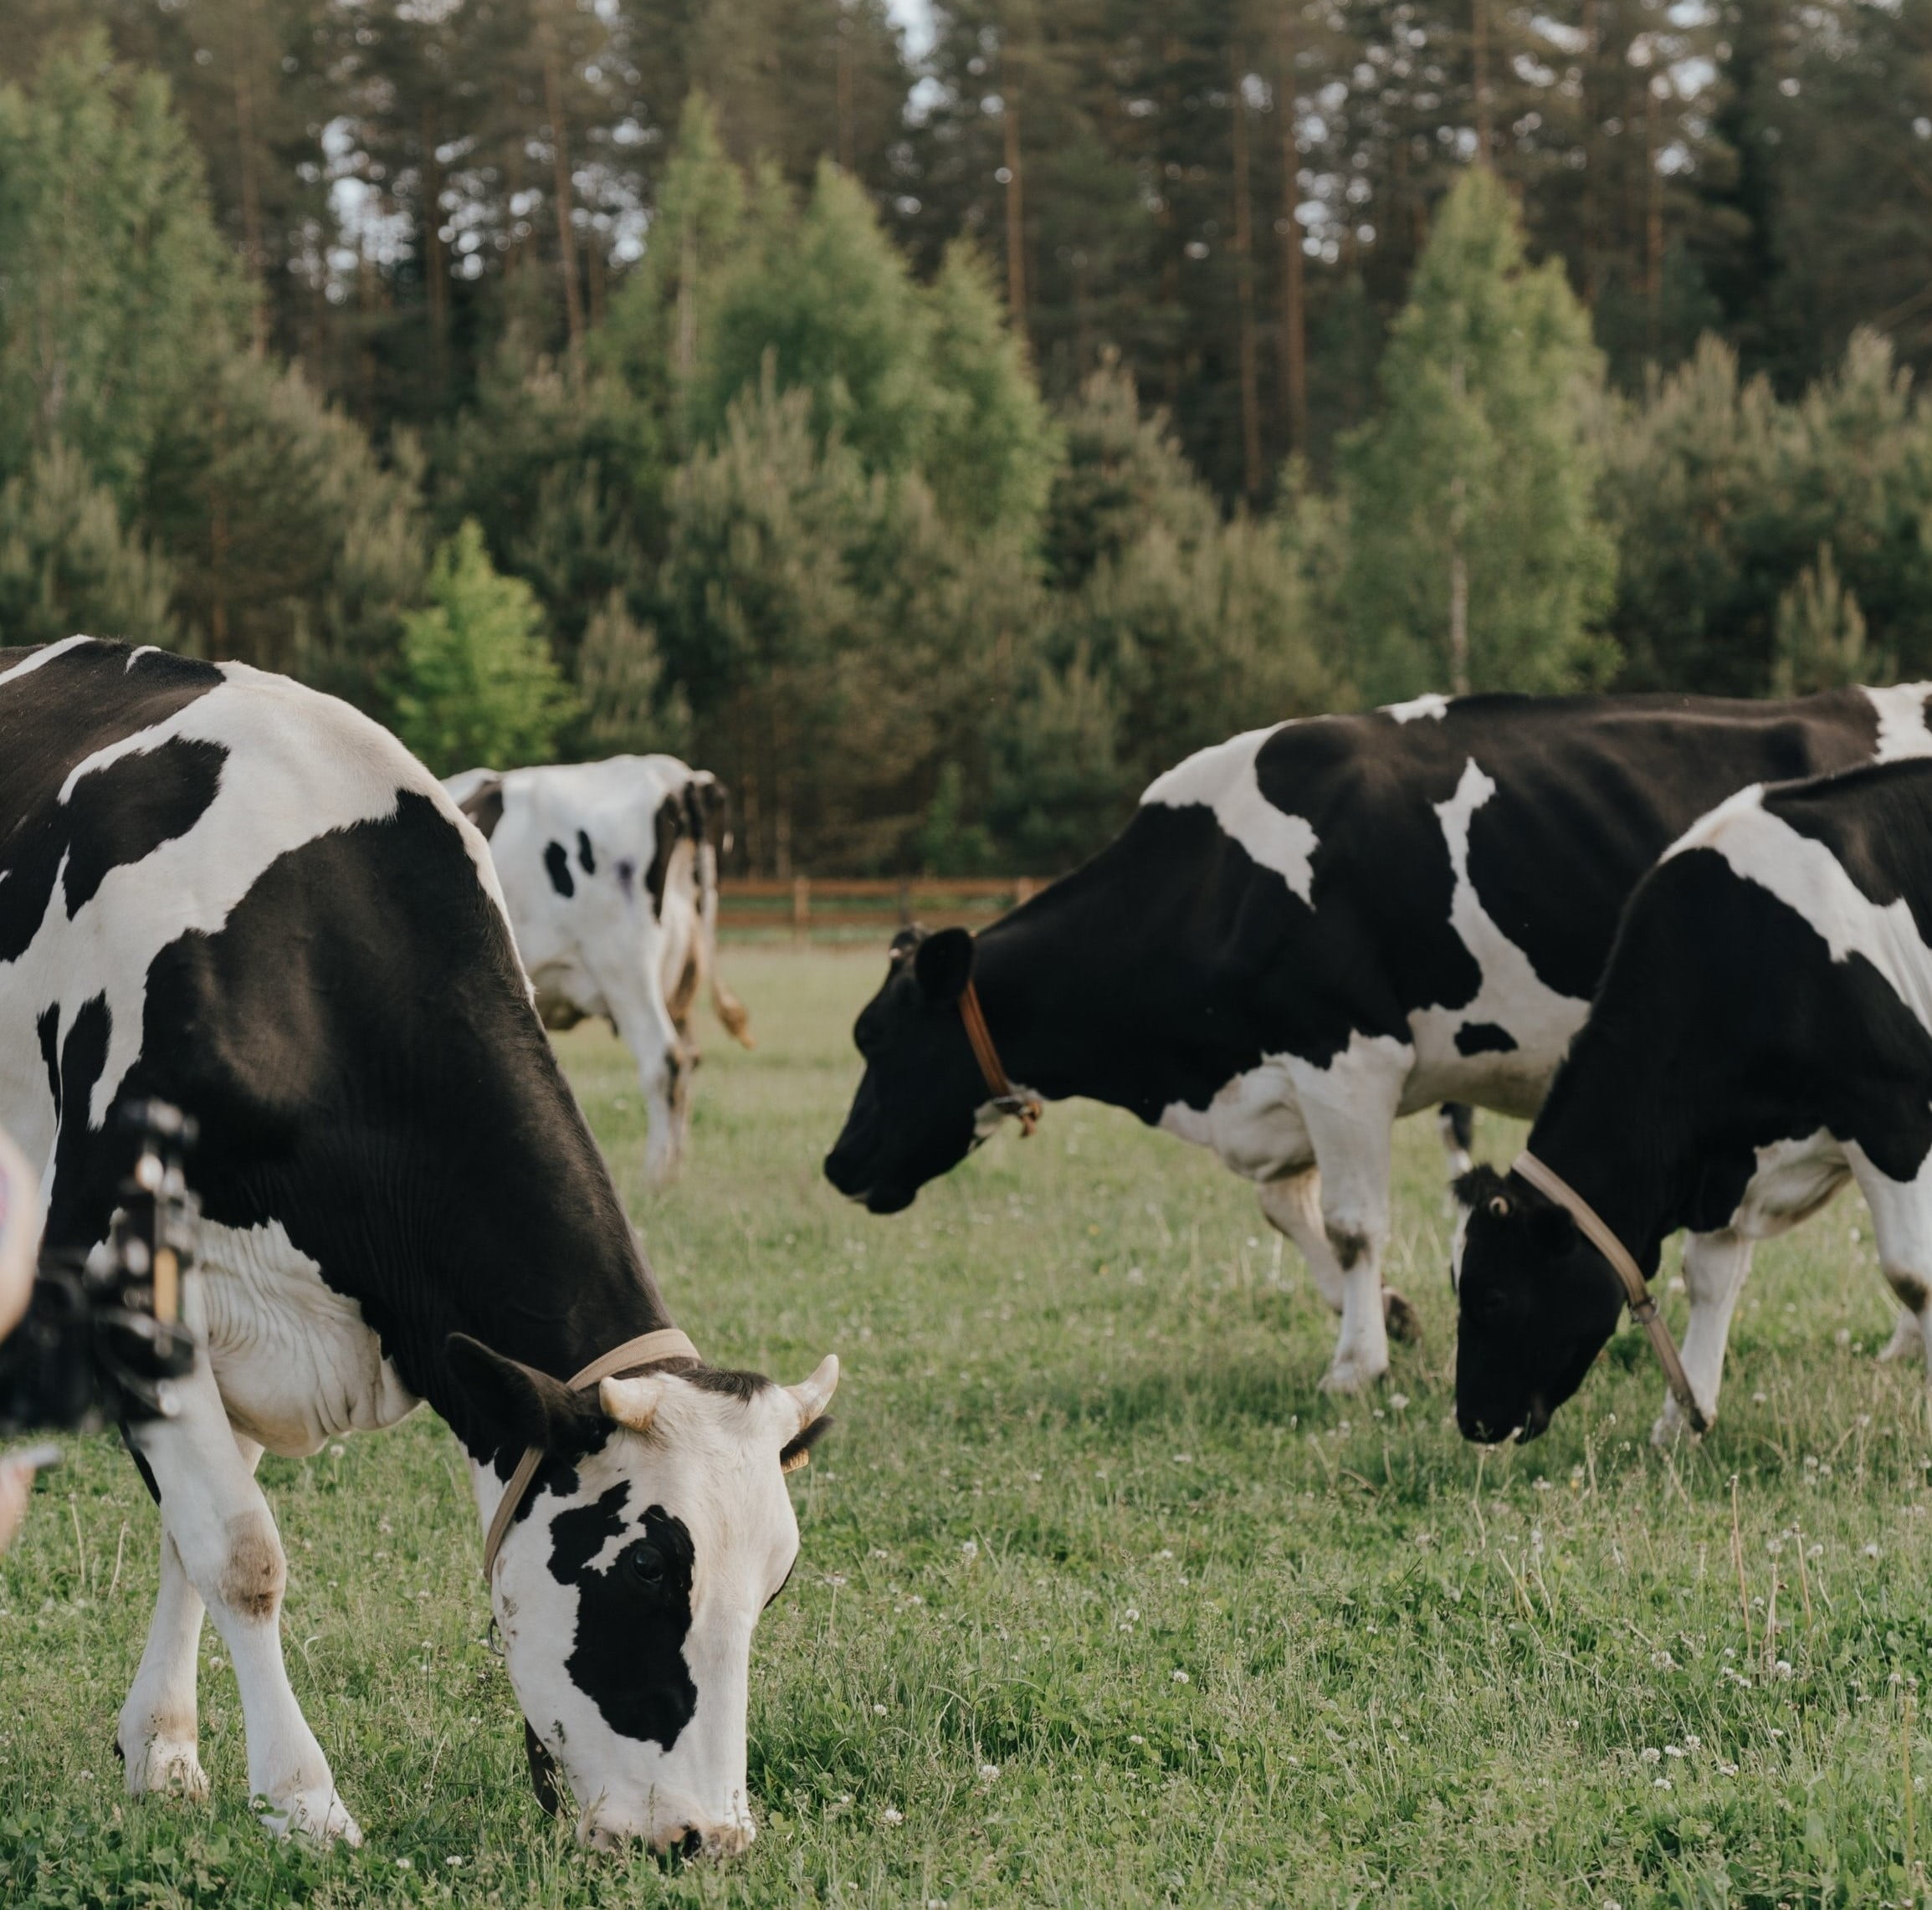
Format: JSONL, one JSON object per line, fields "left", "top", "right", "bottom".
{"left": 971, "top": 879, "right": 1197, "bottom": 1120}
{"left": 1519, "top": 1032, "right": 1687, "bottom": 1290}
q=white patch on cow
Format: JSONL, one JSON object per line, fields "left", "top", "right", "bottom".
{"left": 1863, "top": 683, "right": 1932, "bottom": 762}
{"left": 1383, "top": 692, "right": 1450, "bottom": 724}
{"left": 191, "top": 1219, "right": 419, "bottom": 1457}
{"left": 2, "top": 665, "right": 464, "bottom": 1136}
{"left": 1140, "top": 725, "right": 1317, "bottom": 904}
{"left": 1406, "top": 758, "right": 1591, "bottom": 1109}
{"left": 474, "top": 1372, "right": 816, "bottom": 1851}
{"left": 1668, "top": 786, "right": 1932, "bottom": 1038}
{"left": 0, "top": 633, "right": 90, "bottom": 689}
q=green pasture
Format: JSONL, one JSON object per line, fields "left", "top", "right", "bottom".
{"left": 5, "top": 949, "right": 1932, "bottom": 1907}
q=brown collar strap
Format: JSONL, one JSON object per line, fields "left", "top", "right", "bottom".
{"left": 480, "top": 1327, "right": 700, "bottom": 1584}
{"left": 1513, "top": 1152, "right": 1708, "bottom": 1435}
{"left": 958, "top": 979, "right": 1042, "bottom": 1136}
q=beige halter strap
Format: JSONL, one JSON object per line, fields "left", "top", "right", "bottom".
{"left": 1512, "top": 1152, "right": 1708, "bottom": 1436}
{"left": 480, "top": 1327, "right": 700, "bottom": 1584}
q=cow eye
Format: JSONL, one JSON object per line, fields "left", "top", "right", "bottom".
{"left": 625, "top": 1541, "right": 665, "bottom": 1587}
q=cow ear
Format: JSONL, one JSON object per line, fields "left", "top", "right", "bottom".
{"left": 1453, "top": 1165, "right": 1507, "bottom": 1214}
{"left": 914, "top": 926, "right": 975, "bottom": 1005}
{"left": 444, "top": 1334, "right": 603, "bottom": 1453}
{"left": 455, "top": 775, "right": 505, "bottom": 841}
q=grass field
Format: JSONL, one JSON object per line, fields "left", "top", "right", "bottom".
{"left": 5, "top": 948, "right": 1932, "bottom": 1907}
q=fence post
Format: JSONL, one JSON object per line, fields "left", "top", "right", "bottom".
{"left": 792, "top": 875, "right": 811, "bottom": 945}
{"left": 896, "top": 880, "right": 913, "bottom": 926}
{"left": 1015, "top": 877, "right": 1040, "bottom": 906}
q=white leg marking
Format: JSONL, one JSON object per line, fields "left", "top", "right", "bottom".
{"left": 1847, "top": 1142, "right": 1932, "bottom": 1384}
{"left": 1284, "top": 1034, "right": 1412, "bottom": 1393}
{"left": 1651, "top": 1230, "right": 1754, "bottom": 1444}
{"left": 120, "top": 1529, "right": 211, "bottom": 1800}
{"left": 1258, "top": 1170, "right": 1347, "bottom": 1315}
{"left": 128, "top": 1362, "right": 361, "bottom": 1845}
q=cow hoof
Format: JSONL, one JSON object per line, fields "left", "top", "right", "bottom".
{"left": 1383, "top": 1288, "right": 1422, "bottom": 1344}
{"left": 123, "top": 1734, "right": 210, "bottom": 1801}
{"left": 1318, "top": 1355, "right": 1388, "bottom": 1395}
{"left": 1650, "top": 1405, "right": 1709, "bottom": 1447}
{"left": 256, "top": 1787, "right": 362, "bottom": 1846}
{"left": 1878, "top": 1313, "right": 1924, "bottom": 1363}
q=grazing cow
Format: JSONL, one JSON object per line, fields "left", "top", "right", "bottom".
{"left": 443, "top": 758, "right": 753, "bottom": 1185}
{"left": 0, "top": 640, "right": 834, "bottom": 1852}
{"left": 1455, "top": 756, "right": 1932, "bottom": 1446}
{"left": 826, "top": 687, "right": 1932, "bottom": 1393}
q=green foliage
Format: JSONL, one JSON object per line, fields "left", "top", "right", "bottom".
{"left": 1602, "top": 330, "right": 1932, "bottom": 694}
{"left": 1773, "top": 545, "right": 1883, "bottom": 698}
{"left": 574, "top": 590, "right": 691, "bottom": 759}
{"left": 0, "top": 33, "right": 242, "bottom": 504}
{"left": 391, "top": 520, "right": 576, "bottom": 776}
{"left": 921, "top": 242, "right": 1059, "bottom": 535}
{"left": 1341, "top": 168, "right": 1617, "bottom": 700}
{"left": 0, "top": 439, "right": 177, "bottom": 648}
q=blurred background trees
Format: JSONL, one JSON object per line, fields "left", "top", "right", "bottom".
{"left": 8, "top": 4, "right": 1932, "bottom": 873}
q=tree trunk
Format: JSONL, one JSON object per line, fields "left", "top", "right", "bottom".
{"left": 837, "top": 6, "right": 856, "bottom": 172}
{"left": 422, "top": 105, "right": 449, "bottom": 392}
{"left": 1646, "top": 72, "right": 1663, "bottom": 361}
{"left": 1472, "top": 0, "right": 1492, "bottom": 163}
{"left": 541, "top": 10, "right": 585, "bottom": 358}
{"left": 1002, "top": 38, "right": 1027, "bottom": 338}
{"left": 1231, "top": 41, "right": 1262, "bottom": 498}
{"left": 1581, "top": 0, "right": 1599, "bottom": 303}
{"left": 233, "top": 61, "right": 267, "bottom": 356}
{"left": 1274, "top": 4, "right": 1307, "bottom": 452}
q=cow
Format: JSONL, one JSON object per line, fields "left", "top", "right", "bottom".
{"left": 825, "top": 686, "right": 1932, "bottom": 1395}
{"left": 1455, "top": 755, "right": 1932, "bottom": 1447}
{"left": 0, "top": 639, "right": 835, "bottom": 1852}
{"left": 443, "top": 758, "right": 753, "bottom": 1187}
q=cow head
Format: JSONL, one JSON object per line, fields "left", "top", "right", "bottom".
{"left": 448, "top": 1337, "right": 838, "bottom": 1853}
{"left": 1451, "top": 1165, "right": 1624, "bottom": 1443}
{"left": 824, "top": 926, "right": 988, "bottom": 1213}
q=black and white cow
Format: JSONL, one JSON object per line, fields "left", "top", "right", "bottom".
{"left": 444, "top": 759, "right": 753, "bottom": 1186}
{"left": 1455, "top": 755, "right": 1932, "bottom": 1445}
{"left": 0, "top": 640, "right": 834, "bottom": 1852}
{"left": 826, "top": 687, "right": 1932, "bottom": 1394}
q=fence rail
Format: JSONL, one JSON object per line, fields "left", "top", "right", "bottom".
{"left": 717, "top": 876, "right": 1044, "bottom": 940}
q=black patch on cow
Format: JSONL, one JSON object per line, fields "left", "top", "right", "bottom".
{"left": 543, "top": 840, "right": 575, "bottom": 899}
{"left": 524, "top": 1718, "right": 562, "bottom": 1815}
{"left": 550, "top": 1480, "right": 632, "bottom": 1580}
{"left": 1455, "top": 1022, "right": 1518, "bottom": 1057}
{"left": 0, "top": 643, "right": 223, "bottom": 964}
{"left": 645, "top": 796, "right": 682, "bottom": 919}
{"left": 576, "top": 830, "right": 596, "bottom": 875}
{"left": 556, "top": 1497, "right": 700, "bottom": 1753}
{"left": 120, "top": 1426, "right": 162, "bottom": 1505}
{"left": 36, "top": 1006, "right": 59, "bottom": 1117}
{"left": 44, "top": 996, "right": 112, "bottom": 1247}
{"left": 64, "top": 737, "right": 226, "bottom": 916}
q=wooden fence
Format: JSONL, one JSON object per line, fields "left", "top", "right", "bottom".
{"left": 716, "top": 876, "right": 1044, "bottom": 941}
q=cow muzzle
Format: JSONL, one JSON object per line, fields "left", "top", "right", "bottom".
{"left": 577, "top": 1800, "right": 756, "bottom": 1859}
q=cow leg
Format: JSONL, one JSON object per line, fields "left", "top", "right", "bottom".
{"left": 1848, "top": 1149, "right": 1932, "bottom": 1380}
{"left": 118, "top": 1529, "right": 211, "bottom": 1800}
{"left": 1652, "top": 1229, "right": 1754, "bottom": 1444}
{"left": 1258, "top": 1170, "right": 1346, "bottom": 1315}
{"left": 1437, "top": 1103, "right": 1475, "bottom": 1180}
{"left": 1286, "top": 1039, "right": 1412, "bottom": 1393}
{"left": 126, "top": 1365, "right": 360, "bottom": 1845}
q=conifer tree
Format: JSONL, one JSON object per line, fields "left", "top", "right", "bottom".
{"left": 1340, "top": 167, "right": 1617, "bottom": 699}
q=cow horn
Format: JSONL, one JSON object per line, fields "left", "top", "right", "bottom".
{"left": 787, "top": 1354, "right": 840, "bottom": 1431}
{"left": 600, "top": 1374, "right": 667, "bottom": 1432}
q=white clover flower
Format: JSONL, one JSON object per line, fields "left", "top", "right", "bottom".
{"left": 1653, "top": 1777, "right": 1672, "bottom": 1790}
{"left": 1865, "top": 1544, "right": 1881, "bottom": 1559}
{"left": 1128, "top": 1733, "right": 1145, "bottom": 1744}
{"left": 1835, "top": 1329, "right": 1851, "bottom": 1346}
{"left": 1389, "top": 1393, "right": 1410, "bottom": 1411}
{"left": 874, "top": 1703, "right": 888, "bottom": 1716}
{"left": 1651, "top": 1650, "right": 1676, "bottom": 1670}
{"left": 1171, "top": 1669, "right": 1191, "bottom": 1684}
{"left": 880, "top": 1806, "right": 905, "bottom": 1826}
{"left": 1752, "top": 1391, "right": 1768, "bottom": 1405}
{"left": 1775, "top": 1660, "right": 1793, "bottom": 1678}
{"left": 1639, "top": 1747, "right": 1662, "bottom": 1764}
{"left": 961, "top": 1540, "right": 979, "bottom": 1563}
{"left": 1718, "top": 1761, "right": 1739, "bottom": 1776}
{"left": 1683, "top": 1733, "right": 1700, "bottom": 1749}
{"left": 1125, "top": 1608, "right": 1140, "bottom": 1622}
{"left": 1664, "top": 1745, "right": 1684, "bottom": 1759}
{"left": 395, "top": 1857, "right": 413, "bottom": 1870}
{"left": 1808, "top": 1544, "right": 1823, "bottom": 1559}
{"left": 1172, "top": 1454, "right": 1192, "bottom": 1465}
